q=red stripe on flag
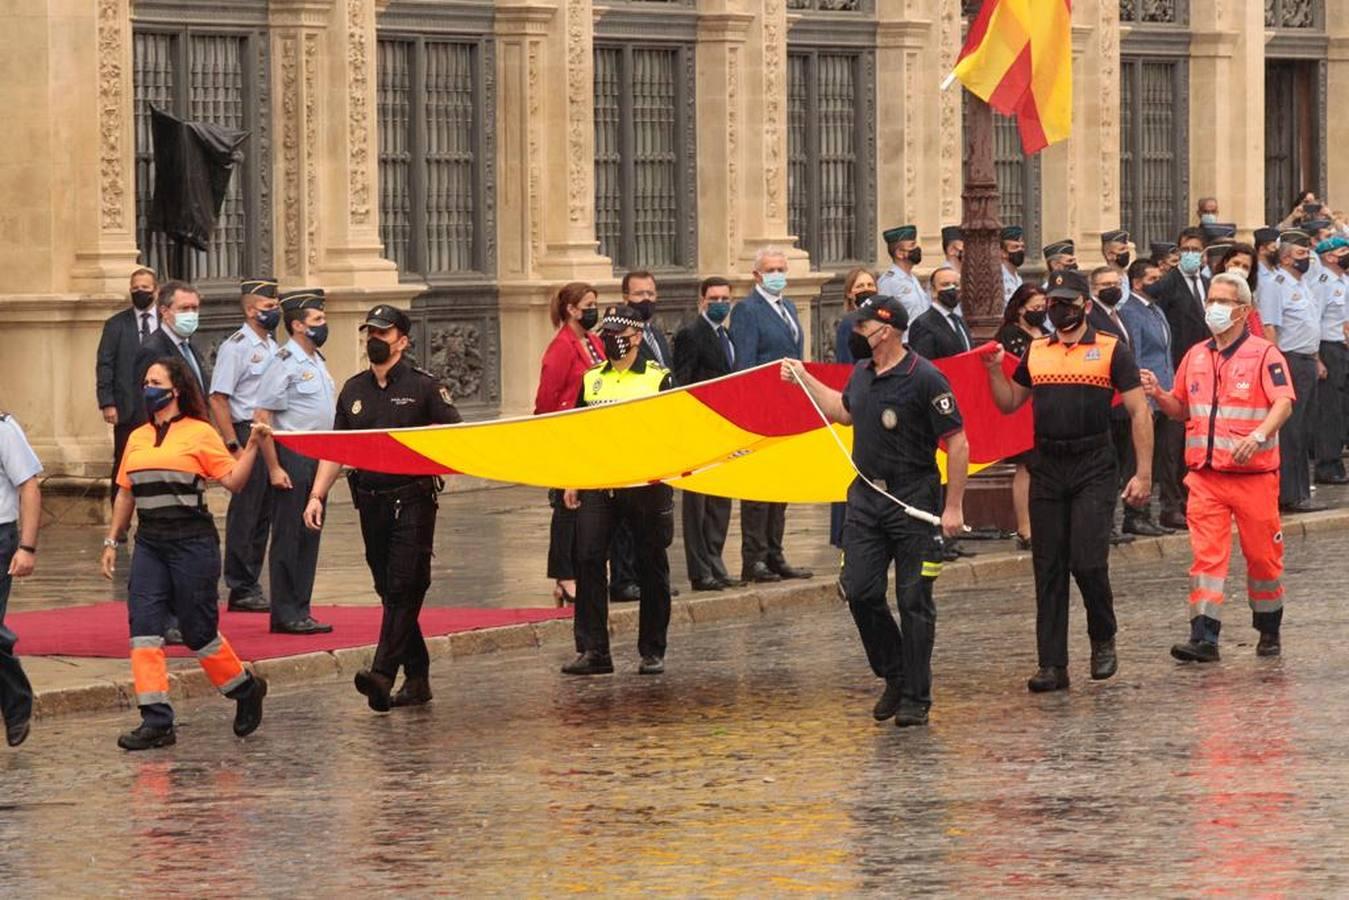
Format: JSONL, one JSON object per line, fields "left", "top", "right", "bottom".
{"left": 1016, "top": 97, "right": 1049, "bottom": 155}
{"left": 986, "top": 43, "right": 1033, "bottom": 117}
{"left": 685, "top": 362, "right": 851, "bottom": 437}
{"left": 274, "top": 430, "right": 457, "bottom": 475}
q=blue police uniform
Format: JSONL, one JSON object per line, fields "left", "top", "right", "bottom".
{"left": 0, "top": 414, "right": 40, "bottom": 735}
{"left": 876, "top": 264, "right": 929, "bottom": 325}
{"left": 1259, "top": 269, "right": 1320, "bottom": 505}
{"left": 1312, "top": 265, "right": 1349, "bottom": 481}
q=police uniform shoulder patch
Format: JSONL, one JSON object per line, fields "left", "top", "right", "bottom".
{"left": 1268, "top": 361, "right": 1288, "bottom": 386}
{"left": 931, "top": 392, "right": 956, "bottom": 416}
{"left": 229, "top": 331, "right": 246, "bottom": 343}
{"left": 276, "top": 348, "right": 292, "bottom": 360}
{"left": 412, "top": 366, "right": 438, "bottom": 380}
{"left": 351, "top": 399, "right": 363, "bottom": 415}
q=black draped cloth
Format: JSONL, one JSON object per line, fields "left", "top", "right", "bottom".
{"left": 147, "top": 105, "right": 249, "bottom": 252}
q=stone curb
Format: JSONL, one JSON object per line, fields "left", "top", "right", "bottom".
{"left": 31, "top": 508, "right": 1346, "bottom": 720}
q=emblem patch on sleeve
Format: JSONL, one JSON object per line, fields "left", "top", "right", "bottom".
{"left": 351, "top": 399, "right": 363, "bottom": 415}
{"left": 931, "top": 392, "right": 956, "bottom": 416}
{"left": 1268, "top": 362, "right": 1288, "bottom": 386}
{"left": 439, "top": 386, "right": 454, "bottom": 405}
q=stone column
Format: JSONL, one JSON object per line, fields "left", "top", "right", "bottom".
{"left": 696, "top": 1, "right": 754, "bottom": 280}
{"left": 1325, "top": 17, "right": 1349, "bottom": 203}
{"left": 1188, "top": 0, "right": 1265, "bottom": 237}
{"left": 1038, "top": 0, "right": 1120, "bottom": 268}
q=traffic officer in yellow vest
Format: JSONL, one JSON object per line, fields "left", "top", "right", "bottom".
{"left": 561, "top": 305, "right": 676, "bottom": 676}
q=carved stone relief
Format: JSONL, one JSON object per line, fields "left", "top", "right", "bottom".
{"left": 97, "top": 0, "right": 127, "bottom": 232}
{"left": 565, "top": 0, "right": 590, "bottom": 224}
{"left": 347, "top": 0, "right": 373, "bottom": 225}
{"left": 280, "top": 35, "right": 302, "bottom": 274}
{"left": 762, "top": 0, "right": 784, "bottom": 223}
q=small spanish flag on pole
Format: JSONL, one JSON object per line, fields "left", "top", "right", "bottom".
{"left": 944, "top": 0, "right": 1073, "bottom": 155}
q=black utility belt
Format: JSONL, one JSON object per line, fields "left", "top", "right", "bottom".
{"left": 351, "top": 476, "right": 441, "bottom": 504}
{"left": 1036, "top": 432, "right": 1110, "bottom": 454}
{"left": 1285, "top": 351, "right": 1318, "bottom": 360}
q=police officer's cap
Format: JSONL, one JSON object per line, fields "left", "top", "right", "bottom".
{"left": 1315, "top": 235, "right": 1349, "bottom": 255}
{"left": 844, "top": 294, "right": 909, "bottom": 332}
{"left": 1150, "top": 241, "right": 1178, "bottom": 257}
{"left": 1303, "top": 218, "right": 1333, "bottom": 233}
{"left": 1253, "top": 227, "right": 1281, "bottom": 246}
{"left": 1101, "top": 229, "right": 1129, "bottom": 245}
{"left": 280, "top": 288, "right": 325, "bottom": 311}
{"left": 940, "top": 225, "right": 963, "bottom": 246}
{"left": 1204, "top": 242, "right": 1233, "bottom": 259}
{"left": 882, "top": 224, "right": 918, "bottom": 244}
{"left": 241, "top": 278, "right": 279, "bottom": 299}
{"left": 1201, "top": 222, "right": 1238, "bottom": 242}
{"left": 599, "top": 304, "right": 646, "bottom": 333}
{"left": 360, "top": 304, "right": 412, "bottom": 333}
{"left": 1046, "top": 269, "right": 1090, "bottom": 300}
{"left": 1280, "top": 229, "right": 1312, "bottom": 248}
{"left": 1000, "top": 225, "right": 1024, "bottom": 241}
{"left": 1042, "top": 239, "right": 1074, "bottom": 259}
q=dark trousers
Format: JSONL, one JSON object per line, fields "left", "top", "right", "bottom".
{"left": 1029, "top": 442, "right": 1118, "bottom": 669}
{"left": 608, "top": 521, "right": 638, "bottom": 591}
{"left": 268, "top": 446, "right": 323, "bottom": 626}
{"left": 223, "top": 421, "right": 271, "bottom": 601}
{"left": 829, "top": 502, "right": 847, "bottom": 548}
{"left": 128, "top": 533, "right": 226, "bottom": 727}
{"left": 111, "top": 422, "right": 136, "bottom": 506}
{"left": 840, "top": 503, "right": 940, "bottom": 708}
{"left": 1156, "top": 416, "right": 1188, "bottom": 519}
{"left": 0, "top": 524, "right": 33, "bottom": 729}
{"left": 547, "top": 489, "right": 579, "bottom": 581}
{"left": 740, "top": 500, "right": 787, "bottom": 572}
{"left": 1110, "top": 413, "right": 1136, "bottom": 526}
{"left": 1314, "top": 341, "right": 1348, "bottom": 480}
{"left": 682, "top": 490, "right": 731, "bottom": 584}
{"left": 1280, "top": 353, "right": 1318, "bottom": 505}
{"left": 356, "top": 486, "right": 438, "bottom": 680}
{"left": 574, "top": 485, "right": 674, "bottom": 659}
{"left": 1120, "top": 410, "right": 1175, "bottom": 524}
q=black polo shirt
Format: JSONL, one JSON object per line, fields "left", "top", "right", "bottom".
{"left": 1012, "top": 326, "right": 1140, "bottom": 441}
{"left": 842, "top": 352, "right": 963, "bottom": 496}
{"left": 334, "top": 358, "right": 462, "bottom": 489}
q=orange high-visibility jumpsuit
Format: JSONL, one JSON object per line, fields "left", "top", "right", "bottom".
{"left": 1169, "top": 332, "right": 1296, "bottom": 641}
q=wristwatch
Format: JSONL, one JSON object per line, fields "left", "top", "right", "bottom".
{"left": 226, "top": 441, "right": 241, "bottom": 452}
{"left": 102, "top": 537, "right": 118, "bottom": 549}
{"left": 1251, "top": 431, "right": 1267, "bottom": 444}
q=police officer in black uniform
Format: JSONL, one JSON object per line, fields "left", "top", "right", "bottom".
{"left": 304, "top": 305, "right": 461, "bottom": 712}
{"left": 783, "top": 296, "right": 968, "bottom": 727}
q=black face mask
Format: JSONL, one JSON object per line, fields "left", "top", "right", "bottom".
{"left": 1114, "top": 253, "right": 1131, "bottom": 269}
{"left": 366, "top": 337, "right": 393, "bottom": 365}
{"left": 306, "top": 324, "right": 329, "bottom": 348}
{"left": 1023, "top": 309, "right": 1048, "bottom": 329}
{"left": 847, "top": 331, "right": 874, "bottom": 361}
{"left": 603, "top": 332, "right": 635, "bottom": 362}
{"left": 131, "top": 290, "right": 155, "bottom": 311}
{"left": 936, "top": 287, "right": 960, "bottom": 309}
{"left": 1008, "top": 250, "right": 1026, "bottom": 268}
{"left": 578, "top": 308, "right": 599, "bottom": 330}
{"left": 630, "top": 300, "right": 655, "bottom": 322}
{"left": 906, "top": 247, "right": 923, "bottom": 266}
{"left": 1143, "top": 281, "right": 1164, "bottom": 299}
{"left": 1096, "top": 286, "right": 1123, "bottom": 307}
{"left": 1047, "top": 301, "right": 1085, "bottom": 332}
{"left": 1064, "top": 263, "right": 1079, "bottom": 271}
{"left": 1293, "top": 257, "right": 1311, "bottom": 275}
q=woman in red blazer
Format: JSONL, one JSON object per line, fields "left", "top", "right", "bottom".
{"left": 536, "top": 282, "right": 604, "bottom": 605}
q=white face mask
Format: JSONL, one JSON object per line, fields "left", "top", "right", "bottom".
{"left": 1226, "top": 267, "right": 1250, "bottom": 280}
{"left": 1205, "top": 302, "right": 1236, "bottom": 335}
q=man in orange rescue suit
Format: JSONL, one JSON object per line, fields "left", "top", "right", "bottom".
{"left": 1140, "top": 272, "right": 1295, "bottom": 662}
{"left": 985, "top": 269, "right": 1153, "bottom": 693}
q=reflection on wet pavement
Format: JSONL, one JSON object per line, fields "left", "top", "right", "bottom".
{"left": 3, "top": 528, "right": 1349, "bottom": 893}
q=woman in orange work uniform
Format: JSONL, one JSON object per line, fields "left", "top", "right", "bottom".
{"left": 100, "top": 357, "right": 271, "bottom": 751}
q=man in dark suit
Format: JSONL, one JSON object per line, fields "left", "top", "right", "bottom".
{"left": 908, "top": 267, "right": 972, "bottom": 361}
{"left": 1150, "top": 227, "right": 1210, "bottom": 529}
{"left": 729, "top": 247, "right": 813, "bottom": 583}
{"left": 96, "top": 268, "right": 159, "bottom": 503}
{"left": 134, "top": 281, "right": 210, "bottom": 401}
{"left": 672, "top": 277, "right": 737, "bottom": 592}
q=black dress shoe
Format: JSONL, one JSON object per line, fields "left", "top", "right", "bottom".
{"left": 354, "top": 669, "right": 394, "bottom": 711}
{"left": 638, "top": 655, "right": 665, "bottom": 675}
{"left": 1109, "top": 530, "right": 1135, "bottom": 546}
{"left": 163, "top": 627, "right": 184, "bottom": 646}
{"left": 1027, "top": 667, "right": 1069, "bottom": 693}
{"left": 1170, "top": 640, "right": 1220, "bottom": 662}
{"left": 1256, "top": 632, "right": 1281, "bottom": 657}
{"left": 714, "top": 576, "right": 739, "bottom": 590}
{"left": 894, "top": 701, "right": 930, "bottom": 728}
{"left": 1090, "top": 639, "right": 1118, "bottom": 680}
{"left": 270, "top": 617, "right": 334, "bottom": 635}
{"left": 232, "top": 676, "right": 267, "bottom": 737}
{"left": 227, "top": 594, "right": 270, "bottom": 613}
{"left": 1281, "top": 499, "right": 1328, "bottom": 513}
{"left": 1122, "top": 519, "right": 1169, "bottom": 537}
{"left": 609, "top": 584, "right": 641, "bottom": 603}
{"left": 1159, "top": 512, "right": 1189, "bottom": 530}
{"left": 562, "top": 651, "right": 614, "bottom": 676}
{"left": 670, "top": 587, "right": 680, "bottom": 597}
{"left": 1014, "top": 533, "right": 1032, "bottom": 551}
{"left": 391, "top": 675, "right": 433, "bottom": 707}
{"left": 770, "top": 562, "right": 814, "bottom": 580}
{"left": 690, "top": 578, "right": 725, "bottom": 592}
{"left": 117, "top": 723, "right": 177, "bottom": 751}
{"left": 742, "top": 562, "right": 781, "bottom": 583}
{"left": 872, "top": 678, "right": 903, "bottom": 721}
{"left": 1315, "top": 473, "right": 1349, "bottom": 485}
{"left": 5, "top": 716, "right": 30, "bottom": 748}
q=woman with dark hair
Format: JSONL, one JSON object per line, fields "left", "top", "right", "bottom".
{"left": 828, "top": 269, "right": 879, "bottom": 548}
{"left": 535, "top": 281, "right": 604, "bottom": 605}
{"left": 99, "top": 356, "right": 271, "bottom": 751}
{"left": 996, "top": 283, "right": 1048, "bottom": 548}
{"left": 1217, "top": 243, "right": 1265, "bottom": 335}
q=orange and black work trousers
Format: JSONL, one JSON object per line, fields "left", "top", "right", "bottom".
{"left": 128, "top": 534, "right": 252, "bottom": 728}
{"left": 1183, "top": 468, "right": 1284, "bottom": 644}
{"left": 1028, "top": 435, "right": 1118, "bottom": 669}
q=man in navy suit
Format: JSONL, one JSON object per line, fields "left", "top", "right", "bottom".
{"left": 728, "top": 247, "right": 814, "bottom": 584}
{"left": 96, "top": 268, "right": 159, "bottom": 504}
{"left": 134, "top": 281, "right": 211, "bottom": 401}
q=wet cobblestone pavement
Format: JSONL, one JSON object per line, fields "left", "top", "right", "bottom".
{"left": 4, "top": 527, "right": 1349, "bottom": 894}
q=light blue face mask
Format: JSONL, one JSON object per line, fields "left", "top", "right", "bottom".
{"left": 761, "top": 272, "right": 788, "bottom": 295}
{"left": 1200, "top": 213, "right": 1217, "bottom": 226}
{"left": 1178, "top": 250, "right": 1204, "bottom": 276}
{"left": 170, "top": 310, "right": 199, "bottom": 338}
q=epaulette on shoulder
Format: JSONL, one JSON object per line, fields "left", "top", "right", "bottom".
{"left": 229, "top": 331, "right": 246, "bottom": 343}
{"left": 1275, "top": 274, "right": 1286, "bottom": 284}
{"left": 411, "top": 366, "right": 440, "bottom": 380}
{"left": 276, "top": 348, "right": 292, "bottom": 360}
{"left": 1319, "top": 273, "right": 1330, "bottom": 283}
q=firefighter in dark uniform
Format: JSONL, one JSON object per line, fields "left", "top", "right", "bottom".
{"left": 985, "top": 269, "right": 1154, "bottom": 693}
{"left": 304, "top": 305, "right": 462, "bottom": 712}
{"left": 783, "top": 296, "right": 968, "bottom": 728}
{"left": 560, "top": 305, "right": 676, "bottom": 677}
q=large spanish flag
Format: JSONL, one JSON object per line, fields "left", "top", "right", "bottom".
{"left": 953, "top": 0, "right": 1072, "bottom": 154}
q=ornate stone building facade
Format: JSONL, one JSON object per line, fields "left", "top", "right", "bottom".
{"left": 0, "top": 0, "right": 1336, "bottom": 482}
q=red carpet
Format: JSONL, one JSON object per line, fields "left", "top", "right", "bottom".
{"left": 8, "top": 602, "right": 572, "bottom": 660}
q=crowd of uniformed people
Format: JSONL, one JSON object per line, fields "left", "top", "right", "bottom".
{"left": 0, "top": 191, "right": 1339, "bottom": 749}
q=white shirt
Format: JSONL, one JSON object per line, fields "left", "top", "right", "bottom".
{"left": 931, "top": 301, "right": 971, "bottom": 350}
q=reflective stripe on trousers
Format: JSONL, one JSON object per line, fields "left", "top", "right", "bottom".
{"left": 196, "top": 633, "right": 249, "bottom": 695}
{"left": 130, "top": 635, "right": 170, "bottom": 707}
{"left": 1184, "top": 468, "right": 1285, "bottom": 619}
